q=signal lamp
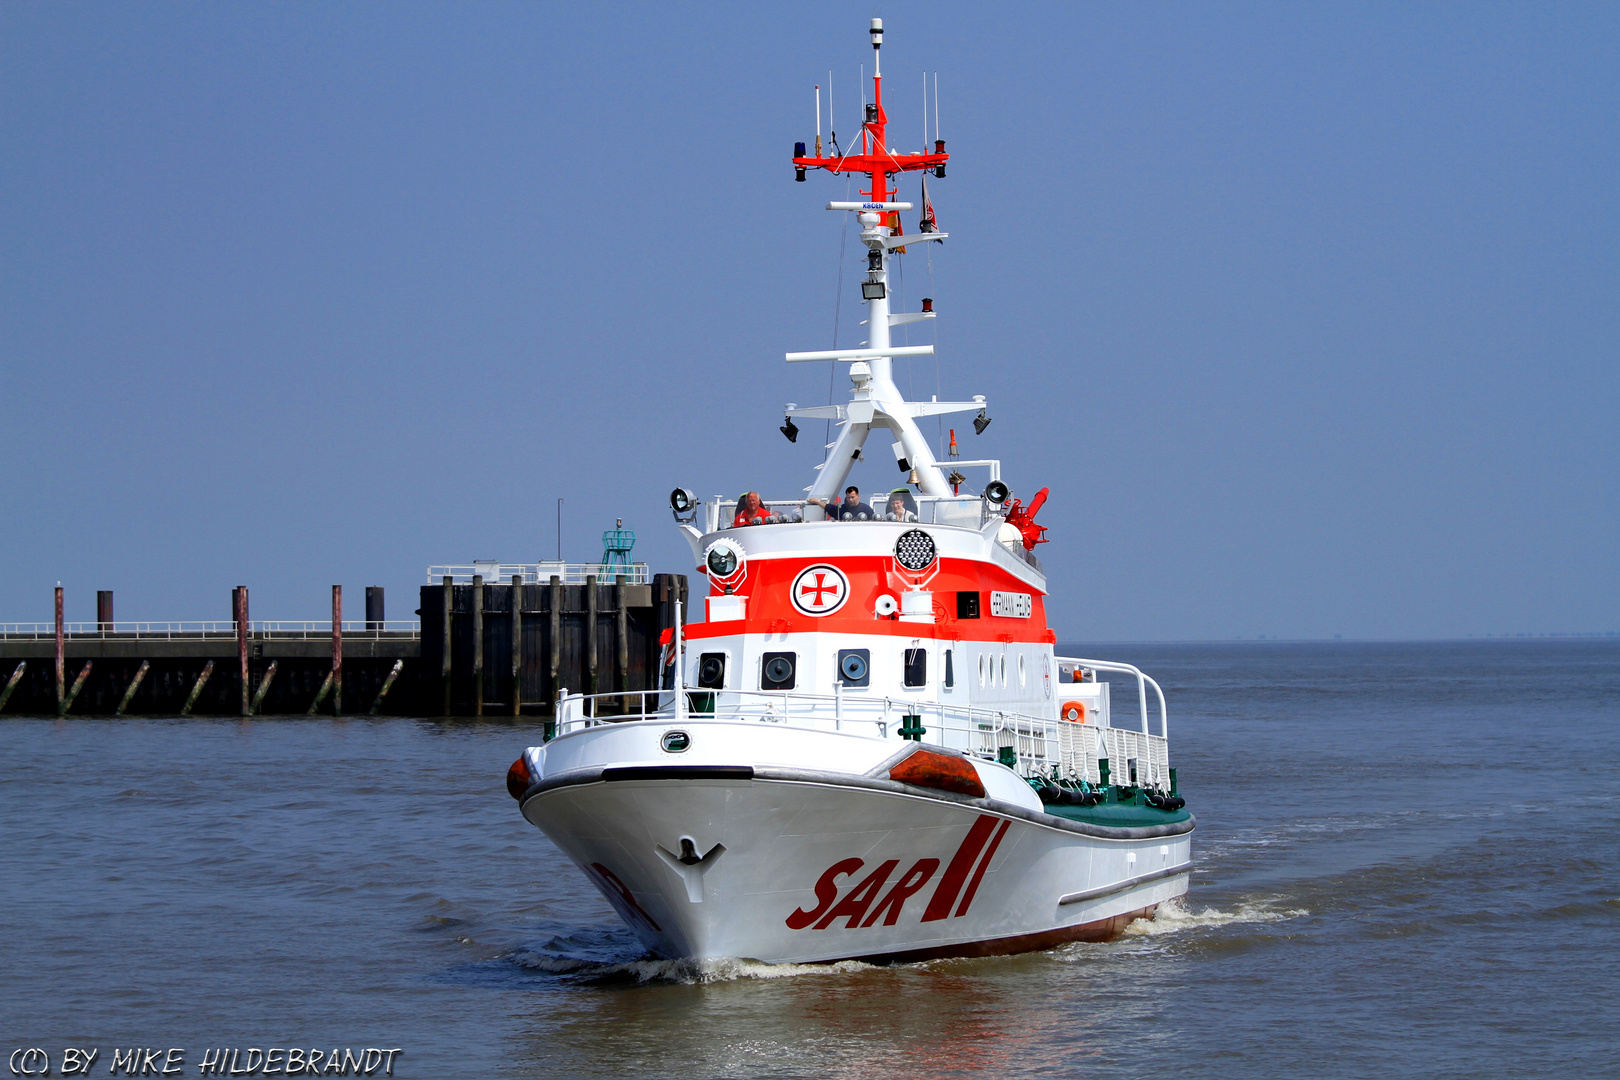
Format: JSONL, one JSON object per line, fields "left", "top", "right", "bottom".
{"left": 706, "top": 546, "right": 739, "bottom": 578}
{"left": 921, "top": 297, "right": 933, "bottom": 312}
{"left": 670, "top": 487, "right": 698, "bottom": 523}
{"left": 867, "top": 248, "right": 882, "bottom": 271}
{"left": 794, "top": 141, "right": 806, "bottom": 157}
{"left": 796, "top": 167, "right": 806, "bottom": 182}
{"left": 972, "top": 408, "right": 991, "bottom": 435}
{"left": 984, "top": 480, "right": 1010, "bottom": 508}
{"left": 780, "top": 416, "right": 799, "bottom": 443}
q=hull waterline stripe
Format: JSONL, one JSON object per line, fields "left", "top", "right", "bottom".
{"left": 842, "top": 904, "right": 1161, "bottom": 966}
{"left": 1057, "top": 862, "right": 1192, "bottom": 906}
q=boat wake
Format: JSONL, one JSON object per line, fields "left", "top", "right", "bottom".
{"left": 508, "top": 934, "right": 877, "bottom": 984}
{"left": 1121, "top": 895, "right": 1310, "bottom": 936}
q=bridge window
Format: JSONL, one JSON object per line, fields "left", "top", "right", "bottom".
{"left": 904, "top": 648, "right": 927, "bottom": 688}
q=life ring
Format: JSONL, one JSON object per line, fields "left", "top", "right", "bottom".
{"left": 1060, "top": 700, "right": 1087, "bottom": 723}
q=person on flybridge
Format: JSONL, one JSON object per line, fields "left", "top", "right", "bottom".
{"left": 809, "top": 486, "right": 876, "bottom": 521}
{"left": 883, "top": 489, "right": 919, "bottom": 522}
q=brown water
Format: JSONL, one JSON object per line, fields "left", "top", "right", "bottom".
{"left": 3, "top": 640, "right": 1617, "bottom": 1078}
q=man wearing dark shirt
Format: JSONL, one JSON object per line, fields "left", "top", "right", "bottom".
{"left": 811, "top": 486, "right": 876, "bottom": 521}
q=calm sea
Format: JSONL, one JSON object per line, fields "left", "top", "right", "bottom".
{"left": 3, "top": 640, "right": 1616, "bottom": 1079}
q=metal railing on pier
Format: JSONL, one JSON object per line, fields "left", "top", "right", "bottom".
{"left": 0, "top": 621, "right": 420, "bottom": 641}
{"left": 426, "top": 563, "right": 651, "bottom": 585}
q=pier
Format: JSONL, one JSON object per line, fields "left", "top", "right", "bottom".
{"left": 0, "top": 569, "right": 688, "bottom": 718}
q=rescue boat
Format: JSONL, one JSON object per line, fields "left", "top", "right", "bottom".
{"left": 506, "top": 18, "right": 1192, "bottom": 964}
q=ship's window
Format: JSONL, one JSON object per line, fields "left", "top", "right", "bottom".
{"left": 999, "top": 654, "right": 1006, "bottom": 687}
{"left": 957, "top": 591, "right": 980, "bottom": 619}
{"left": 761, "top": 652, "right": 796, "bottom": 690}
{"left": 977, "top": 653, "right": 986, "bottom": 686}
{"left": 1018, "top": 654, "right": 1026, "bottom": 688}
{"left": 836, "top": 648, "right": 870, "bottom": 688}
{"left": 697, "top": 652, "right": 726, "bottom": 690}
{"left": 944, "top": 649, "right": 954, "bottom": 689}
{"left": 904, "top": 648, "right": 927, "bottom": 688}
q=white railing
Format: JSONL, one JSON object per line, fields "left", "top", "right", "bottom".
{"left": 707, "top": 494, "right": 994, "bottom": 534}
{"left": 549, "top": 683, "right": 1171, "bottom": 790}
{"left": 0, "top": 621, "right": 421, "bottom": 640}
{"left": 426, "top": 563, "right": 650, "bottom": 585}
{"left": 1056, "top": 657, "right": 1168, "bottom": 739}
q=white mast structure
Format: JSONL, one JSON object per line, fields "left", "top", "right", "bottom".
{"left": 787, "top": 18, "right": 980, "bottom": 509}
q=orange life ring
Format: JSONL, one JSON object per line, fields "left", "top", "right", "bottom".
{"left": 1060, "top": 700, "right": 1087, "bottom": 723}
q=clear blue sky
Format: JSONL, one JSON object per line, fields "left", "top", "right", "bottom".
{"left": 2, "top": 2, "right": 1615, "bottom": 640}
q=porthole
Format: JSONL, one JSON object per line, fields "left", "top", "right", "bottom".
{"left": 999, "top": 654, "right": 1006, "bottom": 688}
{"left": 1018, "top": 654, "right": 1026, "bottom": 688}
{"left": 977, "top": 654, "right": 986, "bottom": 687}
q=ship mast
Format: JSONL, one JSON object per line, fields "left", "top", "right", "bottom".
{"left": 786, "top": 19, "right": 986, "bottom": 506}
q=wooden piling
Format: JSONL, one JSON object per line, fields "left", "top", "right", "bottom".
{"left": 441, "top": 575, "right": 453, "bottom": 716}
{"left": 181, "top": 660, "right": 215, "bottom": 716}
{"left": 307, "top": 670, "right": 334, "bottom": 715}
{"left": 63, "top": 661, "right": 93, "bottom": 714}
{"left": 586, "top": 573, "right": 598, "bottom": 697}
{"left": 548, "top": 575, "right": 561, "bottom": 709}
{"left": 235, "top": 586, "right": 250, "bottom": 716}
{"left": 250, "top": 660, "right": 277, "bottom": 714}
{"left": 55, "top": 586, "right": 64, "bottom": 716}
{"left": 331, "top": 585, "right": 343, "bottom": 717}
{"left": 0, "top": 661, "right": 27, "bottom": 713}
{"left": 472, "top": 574, "right": 484, "bottom": 717}
{"left": 116, "top": 660, "right": 149, "bottom": 716}
{"left": 370, "top": 658, "right": 403, "bottom": 716}
{"left": 510, "top": 573, "right": 522, "bottom": 716}
{"left": 97, "top": 590, "right": 114, "bottom": 633}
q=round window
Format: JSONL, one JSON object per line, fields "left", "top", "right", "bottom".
{"left": 1000, "top": 655, "right": 1006, "bottom": 687}
{"left": 1018, "top": 654, "right": 1026, "bottom": 687}
{"left": 840, "top": 652, "right": 868, "bottom": 682}
{"left": 977, "top": 654, "right": 986, "bottom": 686}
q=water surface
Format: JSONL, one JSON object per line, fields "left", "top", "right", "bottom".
{"left": 2, "top": 640, "right": 1616, "bottom": 1077}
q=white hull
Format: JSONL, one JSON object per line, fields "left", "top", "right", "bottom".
{"left": 519, "top": 722, "right": 1191, "bottom": 963}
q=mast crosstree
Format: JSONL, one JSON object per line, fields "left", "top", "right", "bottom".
{"left": 789, "top": 18, "right": 983, "bottom": 505}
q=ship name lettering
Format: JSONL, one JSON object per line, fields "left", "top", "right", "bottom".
{"left": 786, "top": 816, "right": 1017, "bottom": 930}
{"left": 989, "top": 591, "right": 1032, "bottom": 618}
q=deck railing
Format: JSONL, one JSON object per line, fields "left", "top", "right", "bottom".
{"left": 549, "top": 679, "right": 1171, "bottom": 789}
{"left": 705, "top": 496, "right": 1043, "bottom": 572}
